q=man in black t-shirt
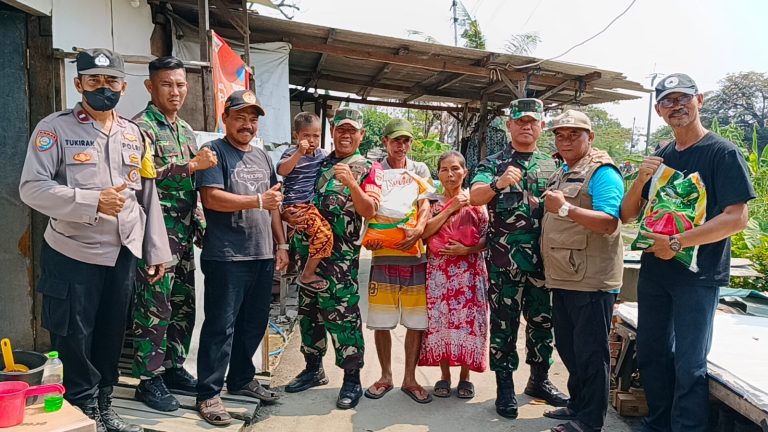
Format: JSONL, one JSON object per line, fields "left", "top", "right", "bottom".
{"left": 622, "top": 74, "right": 755, "bottom": 432}
{"left": 194, "top": 90, "right": 289, "bottom": 426}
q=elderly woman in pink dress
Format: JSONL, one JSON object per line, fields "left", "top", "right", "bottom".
{"left": 418, "top": 151, "right": 489, "bottom": 399}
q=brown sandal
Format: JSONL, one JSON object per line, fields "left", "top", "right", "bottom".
{"left": 197, "top": 396, "right": 232, "bottom": 426}
{"left": 229, "top": 379, "right": 280, "bottom": 404}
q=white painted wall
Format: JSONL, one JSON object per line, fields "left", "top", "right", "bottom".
{"left": 52, "top": 0, "right": 154, "bottom": 117}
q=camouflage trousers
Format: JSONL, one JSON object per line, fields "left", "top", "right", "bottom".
{"left": 132, "top": 246, "right": 195, "bottom": 378}
{"left": 298, "top": 270, "right": 365, "bottom": 370}
{"left": 487, "top": 262, "right": 554, "bottom": 372}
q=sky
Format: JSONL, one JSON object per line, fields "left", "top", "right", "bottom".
{"left": 255, "top": 0, "right": 768, "bottom": 147}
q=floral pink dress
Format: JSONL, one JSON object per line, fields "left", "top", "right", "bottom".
{"left": 418, "top": 196, "right": 489, "bottom": 372}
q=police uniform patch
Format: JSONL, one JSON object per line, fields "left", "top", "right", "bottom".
{"left": 127, "top": 168, "right": 140, "bottom": 183}
{"left": 94, "top": 54, "right": 110, "bottom": 67}
{"left": 35, "top": 130, "right": 58, "bottom": 152}
{"left": 76, "top": 110, "right": 90, "bottom": 123}
{"left": 129, "top": 153, "right": 140, "bottom": 165}
{"left": 122, "top": 132, "right": 138, "bottom": 142}
{"left": 243, "top": 91, "right": 257, "bottom": 104}
{"left": 73, "top": 152, "right": 92, "bottom": 163}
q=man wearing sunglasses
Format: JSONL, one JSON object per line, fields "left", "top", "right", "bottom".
{"left": 19, "top": 48, "right": 172, "bottom": 432}
{"left": 621, "top": 73, "right": 755, "bottom": 432}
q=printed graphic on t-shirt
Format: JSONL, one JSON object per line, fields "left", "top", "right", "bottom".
{"left": 233, "top": 166, "right": 269, "bottom": 191}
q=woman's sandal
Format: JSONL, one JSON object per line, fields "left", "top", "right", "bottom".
{"left": 456, "top": 380, "right": 475, "bottom": 399}
{"left": 433, "top": 380, "right": 451, "bottom": 398}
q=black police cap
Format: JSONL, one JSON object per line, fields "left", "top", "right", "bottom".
{"left": 76, "top": 48, "right": 125, "bottom": 78}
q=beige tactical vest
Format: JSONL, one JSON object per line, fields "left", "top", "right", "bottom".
{"left": 541, "top": 148, "right": 623, "bottom": 292}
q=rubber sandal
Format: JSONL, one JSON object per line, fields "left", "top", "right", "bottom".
{"left": 197, "top": 397, "right": 232, "bottom": 426}
{"left": 550, "top": 420, "right": 601, "bottom": 432}
{"left": 401, "top": 386, "right": 433, "bottom": 404}
{"left": 456, "top": 380, "right": 475, "bottom": 399}
{"left": 364, "top": 381, "right": 393, "bottom": 399}
{"left": 433, "top": 380, "right": 451, "bottom": 398}
{"left": 228, "top": 379, "right": 280, "bottom": 404}
{"left": 297, "top": 278, "right": 329, "bottom": 292}
{"left": 544, "top": 407, "right": 577, "bottom": 420}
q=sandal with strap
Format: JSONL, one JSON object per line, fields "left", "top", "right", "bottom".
{"left": 456, "top": 380, "right": 475, "bottom": 399}
{"left": 551, "top": 420, "right": 602, "bottom": 432}
{"left": 229, "top": 379, "right": 280, "bottom": 404}
{"left": 297, "top": 277, "right": 329, "bottom": 292}
{"left": 544, "top": 407, "right": 577, "bottom": 420}
{"left": 433, "top": 380, "right": 451, "bottom": 398}
{"left": 197, "top": 397, "right": 232, "bottom": 426}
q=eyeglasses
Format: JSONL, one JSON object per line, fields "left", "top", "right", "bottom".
{"left": 334, "top": 127, "right": 359, "bottom": 136}
{"left": 553, "top": 130, "right": 587, "bottom": 141}
{"left": 658, "top": 94, "right": 695, "bottom": 108}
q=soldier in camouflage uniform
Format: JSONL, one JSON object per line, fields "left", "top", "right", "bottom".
{"left": 283, "top": 108, "right": 382, "bottom": 410}
{"left": 131, "top": 57, "right": 218, "bottom": 412}
{"left": 470, "top": 99, "right": 568, "bottom": 419}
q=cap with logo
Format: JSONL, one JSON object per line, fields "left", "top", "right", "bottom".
{"left": 224, "top": 89, "right": 266, "bottom": 116}
{"left": 509, "top": 98, "right": 544, "bottom": 121}
{"left": 548, "top": 109, "right": 592, "bottom": 132}
{"left": 655, "top": 73, "right": 698, "bottom": 102}
{"left": 382, "top": 118, "right": 414, "bottom": 139}
{"left": 332, "top": 108, "right": 364, "bottom": 129}
{"left": 76, "top": 48, "right": 125, "bottom": 78}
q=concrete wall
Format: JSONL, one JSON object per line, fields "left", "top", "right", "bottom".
{"left": 52, "top": 0, "right": 154, "bottom": 117}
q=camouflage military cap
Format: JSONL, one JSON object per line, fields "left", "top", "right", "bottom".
{"left": 509, "top": 98, "right": 544, "bottom": 121}
{"left": 333, "top": 108, "right": 364, "bottom": 129}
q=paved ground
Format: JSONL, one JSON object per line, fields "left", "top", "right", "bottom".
{"left": 252, "top": 251, "right": 643, "bottom": 432}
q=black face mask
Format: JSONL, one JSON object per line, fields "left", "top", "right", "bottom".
{"left": 83, "top": 87, "right": 121, "bottom": 112}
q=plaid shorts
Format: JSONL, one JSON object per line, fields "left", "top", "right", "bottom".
{"left": 366, "top": 263, "right": 428, "bottom": 330}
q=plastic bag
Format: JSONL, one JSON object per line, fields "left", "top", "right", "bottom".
{"left": 631, "top": 164, "right": 707, "bottom": 272}
{"left": 362, "top": 169, "right": 434, "bottom": 255}
{"left": 428, "top": 203, "right": 485, "bottom": 255}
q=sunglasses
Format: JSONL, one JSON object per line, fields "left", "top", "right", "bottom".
{"left": 658, "top": 94, "right": 695, "bottom": 108}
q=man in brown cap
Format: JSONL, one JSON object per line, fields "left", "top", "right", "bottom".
{"left": 194, "top": 89, "right": 288, "bottom": 426}
{"left": 19, "top": 48, "right": 171, "bottom": 432}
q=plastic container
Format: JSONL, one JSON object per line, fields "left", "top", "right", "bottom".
{"left": 41, "top": 352, "right": 63, "bottom": 413}
{"left": 0, "top": 381, "right": 64, "bottom": 428}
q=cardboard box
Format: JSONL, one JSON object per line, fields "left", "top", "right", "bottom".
{"left": 6, "top": 400, "right": 95, "bottom": 432}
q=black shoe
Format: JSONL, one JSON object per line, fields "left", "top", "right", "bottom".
{"left": 336, "top": 369, "right": 363, "bottom": 410}
{"left": 135, "top": 376, "right": 180, "bottom": 412}
{"left": 495, "top": 371, "right": 518, "bottom": 419}
{"left": 285, "top": 355, "right": 328, "bottom": 393}
{"left": 99, "top": 387, "right": 144, "bottom": 432}
{"left": 76, "top": 400, "right": 107, "bottom": 432}
{"left": 524, "top": 363, "right": 570, "bottom": 407}
{"left": 162, "top": 367, "right": 198, "bottom": 396}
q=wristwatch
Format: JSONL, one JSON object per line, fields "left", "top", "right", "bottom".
{"left": 489, "top": 176, "right": 503, "bottom": 194}
{"left": 558, "top": 202, "right": 573, "bottom": 218}
{"left": 669, "top": 235, "right": 682, "bottom": 252}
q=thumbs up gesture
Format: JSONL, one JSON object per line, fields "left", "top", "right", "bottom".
{"left": 260, "top": 183, "right": 284, "bottom": 211}
{"left": 98, "top": 182, "right": 128, "bottom": 216}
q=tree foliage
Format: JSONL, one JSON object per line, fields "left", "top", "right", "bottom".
{"left": 360, "top": 108, "right": 392, "bottom": 156}
{"left": 504, "top": 32, "right": 541, "bottom": 56}
{"left": 454, "top": 1, "right": 486, "bottom": 49}
{"left": 583, "top": 106, "right": 633, "bottom": 162}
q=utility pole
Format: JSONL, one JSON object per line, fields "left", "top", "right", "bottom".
{"left": 451, "top": 0, "right": 458, "bottom": 47}
{"left": 645, "top": 72, "right": 659, "bottom": 155}
{"left": 630, "top": 116, "right": 636, "bottom": 155}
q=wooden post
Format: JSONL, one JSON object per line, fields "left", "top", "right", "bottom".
{"left": 198, "top": 0, "right": 215, "bottom": 131}
{"left": 478, "top": 94, "right": 489, "bottom": 160}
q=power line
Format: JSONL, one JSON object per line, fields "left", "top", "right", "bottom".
{"left": 505, "top": 0, "right": 638, "bottom": 69}
{"left": 521, "top": 0, "right": 543, "bottom": 30}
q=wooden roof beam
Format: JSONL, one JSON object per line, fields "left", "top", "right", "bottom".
{"left": 361, "top": 63, "right": 392, "bottom": 99}
{"left": 293, "top": 91, "right": 480, "bottom": 113}
{"left": 211, "top": 0, "right": 249, "bottom": 38}
{"left": 314, "top": 28, "right": 336, "bottom": 74}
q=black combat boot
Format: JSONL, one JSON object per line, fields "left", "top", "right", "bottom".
{"left": 285, "top": 354, "right": 329, "bottom": 393}
{"left": 524, "top": 363, "right": 570, "bottom": 407}
{"left": 495, "top": 371, "right": 518, "bottom": 419}
{"left": 162, "top": 367, "right": 198, "bottom": 396}
{"left": 76, "top": 399, "right": 107, "bottom": 432}
{"left": 336, "top": 368, "right": 363, "bottom": 409}
{"left": 98, "top": 386, "right": 143, "bottom": 432}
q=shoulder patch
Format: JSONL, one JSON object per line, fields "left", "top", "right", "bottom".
{"left": 35, "top": 130, "right": 58, "bottom": 152}
{"left": 139, "top": 136, "right": 157, "bottom": 179}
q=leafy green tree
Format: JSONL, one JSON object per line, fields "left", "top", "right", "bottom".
{"left": 649, "top": 125, "right": 674, "bottom": 149}
{"left": 583, "top": 106, "right": 632, "bottom": 162}
{"left": 360, "top": 108, "right": 392, "bottom": 156}
{"left": 455, "top": 1, "right": 486, "bottom": 49}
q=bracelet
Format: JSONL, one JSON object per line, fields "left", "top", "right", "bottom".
{"left": 277, "top": 244, "right": 290, "bottom": 251}
{"left": 257, "top": 193, "right": 263, "bottom": 210}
